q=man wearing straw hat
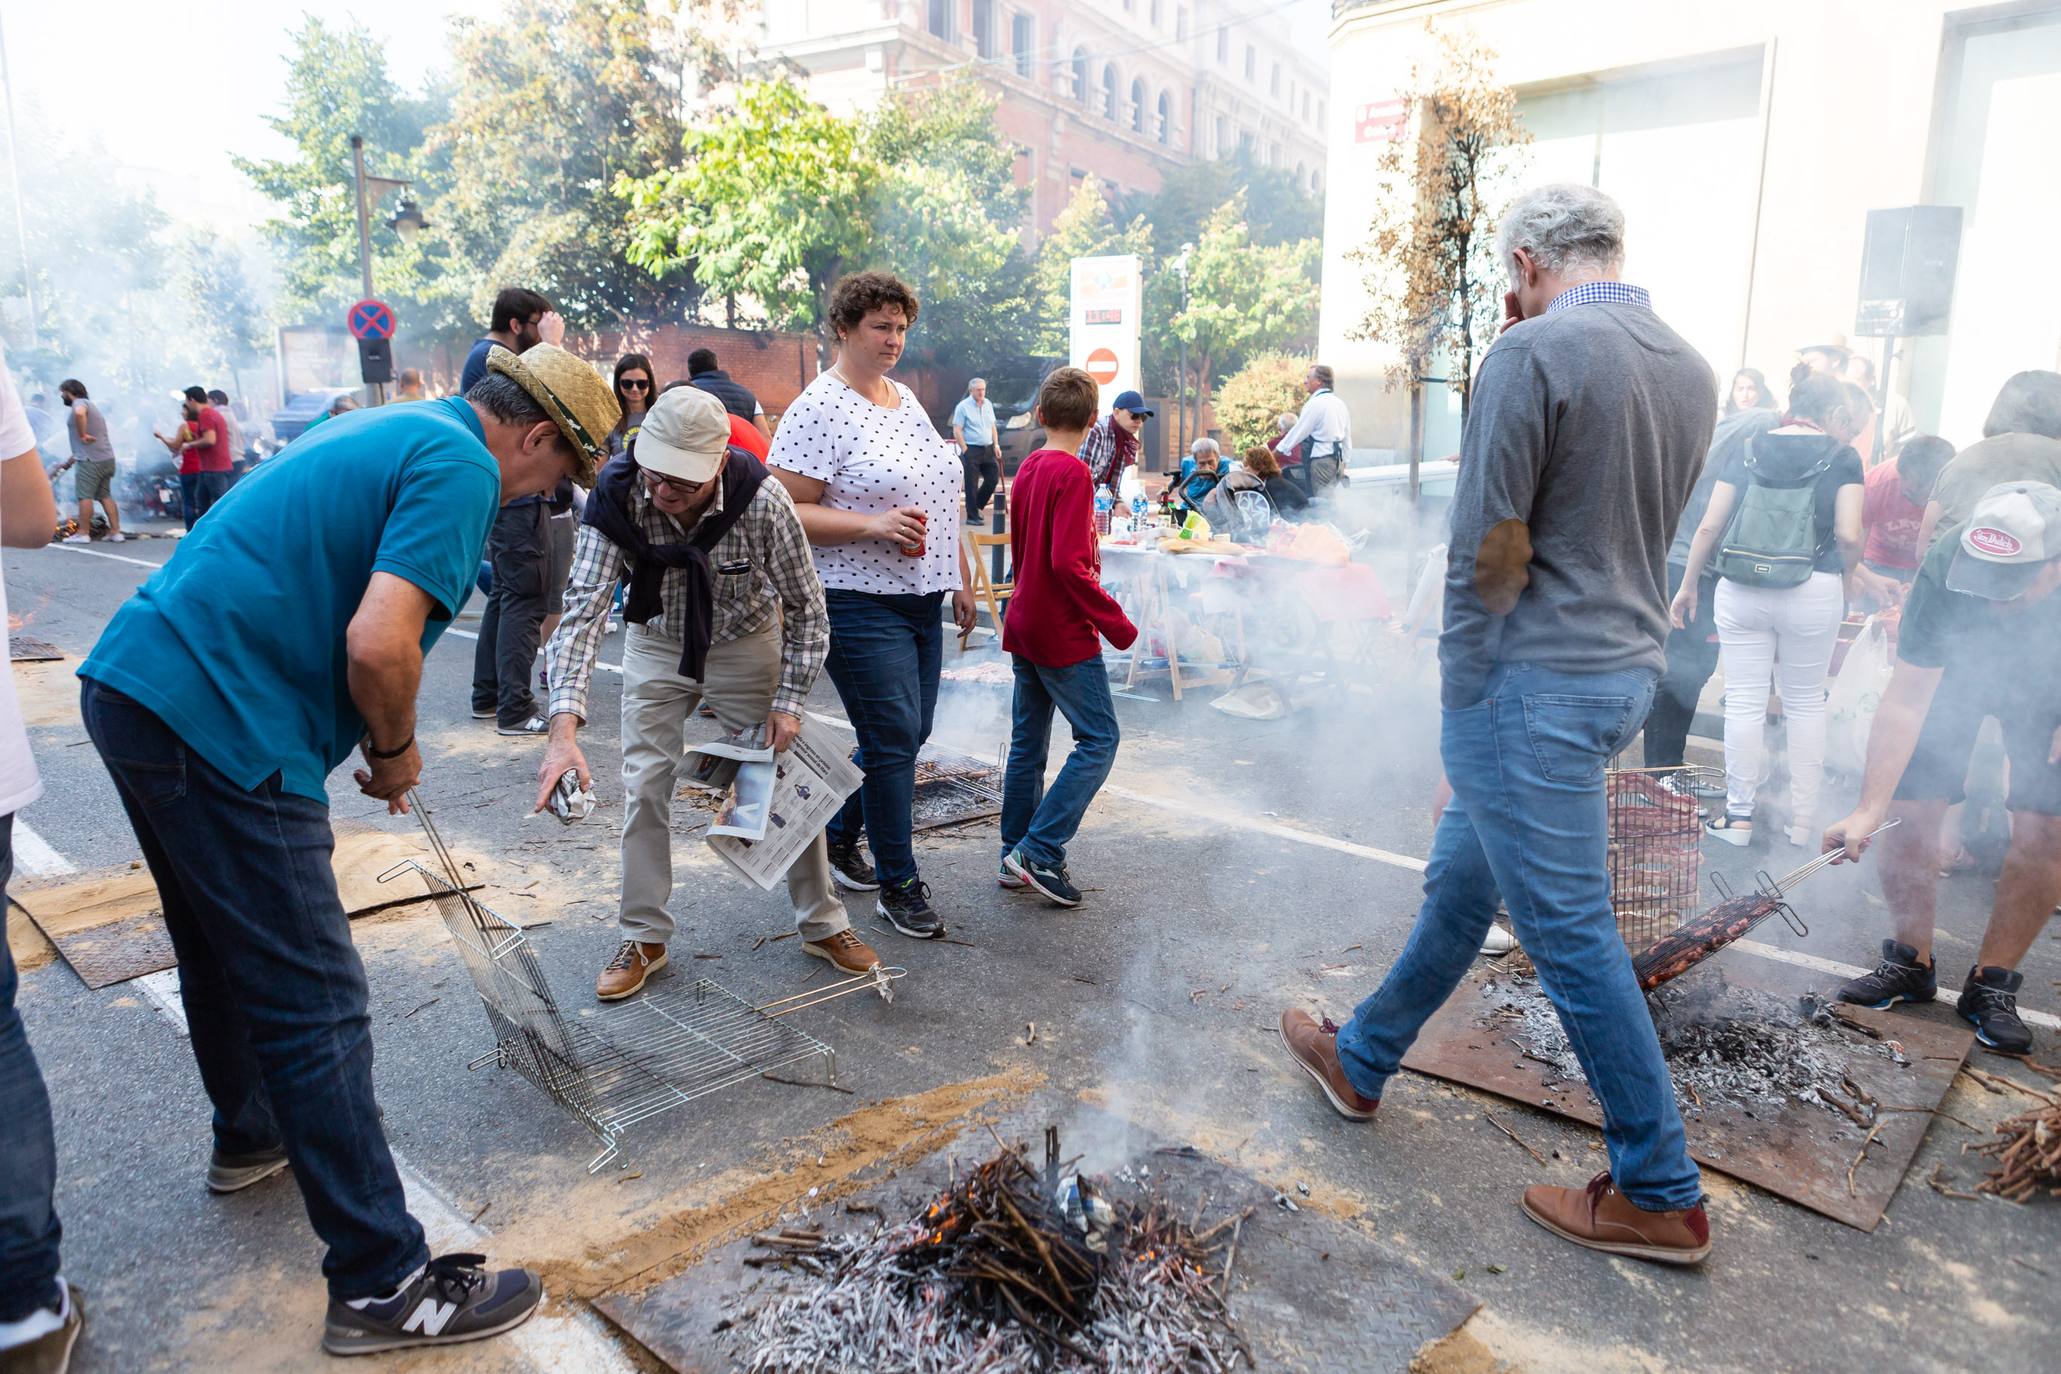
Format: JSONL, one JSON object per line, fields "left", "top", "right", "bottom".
{"left": 75, "top": 344, "right": 619, "bottom": 1357}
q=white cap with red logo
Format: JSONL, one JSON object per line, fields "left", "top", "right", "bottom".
{"left": 1947, "top": 480, "right": 2061, "bottom": 600}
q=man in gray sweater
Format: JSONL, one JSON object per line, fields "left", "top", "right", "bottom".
{"left": 1279, "top": 184, "right": 1719, "bottom": 1264}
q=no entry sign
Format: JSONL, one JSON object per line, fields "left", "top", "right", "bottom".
{"left": 347, "top": 298, "right": 396, "bottom": 341}
{"left": 1084, "top": 348, "right": 1120, "bottom": 386}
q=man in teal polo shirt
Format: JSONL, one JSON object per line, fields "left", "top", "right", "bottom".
{"left": 77, "top": 345, "right": 618, "bottom": 1357}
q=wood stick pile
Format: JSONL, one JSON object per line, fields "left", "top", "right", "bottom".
{"left": 1977, "top": 1097, "right": 2061, "bottom": 1203}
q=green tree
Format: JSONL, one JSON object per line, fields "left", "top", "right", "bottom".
{"left": 1118, "top": 156, "right": 1324, "bottom": 262}
{"left": 179, "top": 230, "right": 273, "bottom": 396}
{"left": 620, "top": 79, "right": 873, "bottom": 365}
{"left": 234, "top": 16, "right": 450, "bottom": 334}
{"left": 429, "top": 0, "right": 705, "bottom": 332}
{"left": 1163, "top": 193, "right": 1319, "bottom": 443}
{"left": 1027, "top": 177, "right": 1152, "bottom": 358}
{"left": 1213, "top": 352, "right": 1312, "bottom": 454}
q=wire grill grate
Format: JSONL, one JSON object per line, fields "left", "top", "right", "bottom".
{"left": 1606, "top": 766, "right": 1715, "bottom": 957}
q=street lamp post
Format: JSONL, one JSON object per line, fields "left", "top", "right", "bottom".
{"left": 349, "top": 134, "right": 423, "bottom": 404}
{"left": 1173, "top": 241, "right": 1193, "bottom": 460}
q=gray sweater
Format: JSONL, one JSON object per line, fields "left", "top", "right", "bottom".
{"left": 1440, "top": 300, "right": 1716, "bottom": 710}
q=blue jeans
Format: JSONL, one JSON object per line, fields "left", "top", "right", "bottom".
{"left": 0, "top": 814, "right": 64, "bottom": 1322}
{"left": 178, "top": 472, "right": 201, "bottom": 531}
{"left": 1000, "top": 654, "right": 1120, "bottom": 868}
{"left": 1334, "top": 663, "right": 1702, "bottom": 1212}
{"left": 822, "top": 590, "right": 942, "bottom": 887}
{"left": 471, "top": 501, "right": 548, "bottom": 727}
{"left": 80, "top": 679, "right": 429, "bottom": 1299}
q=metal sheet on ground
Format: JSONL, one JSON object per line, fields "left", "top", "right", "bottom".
{"left": 595, "top": 1106, "right": 1477, "bottom": 1373}
{"left": 1400, "top": 955, "right": 1974, "bottom": 1230}
{"left": 8, "top": 635, "right": 63, "bottom": 662}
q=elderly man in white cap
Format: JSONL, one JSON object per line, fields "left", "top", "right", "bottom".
{"left": 537, "top": 384, "right": 873, "bottom": 1001}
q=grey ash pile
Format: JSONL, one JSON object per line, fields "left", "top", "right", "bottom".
{"left": 1477, "top": 971, "right": 1911, "bottom": 1123}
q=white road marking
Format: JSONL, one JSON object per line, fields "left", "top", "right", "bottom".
{"left": 443, "top": 626, "right": 621, "bottom": 674}
{"left": 11, "top": 819, "right": 77, "bottom": 876}
{"left": 47, "top": 543, "right": 164, "bottom": 571}
{"left": 1733, "top": 939, "right": 2061, "bottom": 1032}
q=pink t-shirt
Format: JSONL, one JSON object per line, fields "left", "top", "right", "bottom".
{"left": 1861, "top": 461, "right": 1925, "bottom": 571}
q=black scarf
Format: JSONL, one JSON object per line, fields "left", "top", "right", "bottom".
{"left": 581, "top": 448, "right": 768, "bottom": 682}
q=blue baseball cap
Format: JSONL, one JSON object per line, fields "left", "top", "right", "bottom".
{"left": 1112, "top": 389, "right": 1153, "bottom": 418}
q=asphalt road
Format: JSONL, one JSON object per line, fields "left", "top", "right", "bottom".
{"left": 7, "top": 520, "right": 2058, "bottom": 1373}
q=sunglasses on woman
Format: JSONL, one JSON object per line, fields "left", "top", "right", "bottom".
{"left": 620, "top": 377, "right": 651, "bottom": 392}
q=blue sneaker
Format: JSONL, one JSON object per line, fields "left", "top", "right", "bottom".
{"left": 1836, "top": 940, "right": 1937, "bottom": 1010}
{"left": 1003, "top": 849, "right": 1081, "bottom": 908}
{"left": 998, "top": 853, "right": 1028, "bottom": 889}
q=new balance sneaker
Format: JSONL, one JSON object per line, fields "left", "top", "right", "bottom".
{"left": 1837, "top": 940, "right": 1937, "bottom": 1010}
{"left": 802, "top": 929, "right": 881, "bottom": 976}
{"left": 0, "top": 1279, "right": 82, "bottom": 1374}
{"left": 877, "top": 877, "right": 944, "bottom": 939}
{"left": 1958, "top": 965, "right": 2033, "bottom": 1054}
{"left": 206, "top": 1143, "right": 290, "bottom": 1194}
{"left": 826, "top": 837, "right": 879, "bottom": 892}
{"left": 1521, "top": 1173, "right": 1711, "bottom": 1266}
{"left": 321, "top": 1254, "right": 542, "bottom": 1356}
{"left": 1002, "top": 849, "right": 1081, "bottom": 908}
{"left": 496, "top": 716, "right": 548, "bottom": 736}
{"left": 470, "top": 705, "right": 496, "bottom": 721}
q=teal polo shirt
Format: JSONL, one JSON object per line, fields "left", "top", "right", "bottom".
{"left": 80, "top": 398, "right": 501, "bottom": 801}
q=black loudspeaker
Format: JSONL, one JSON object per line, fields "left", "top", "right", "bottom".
{"left": 1854, "top": 206, "right": 1962, "bottom": 338}
{"left": 357, "top": 336, "right": 395, "bottom": 385}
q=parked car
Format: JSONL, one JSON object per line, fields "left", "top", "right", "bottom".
{"left": 270, "top": 388, "right": 359, "bottom": 447}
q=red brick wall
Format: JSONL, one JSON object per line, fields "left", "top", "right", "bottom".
{"left": 586, "top": 324, "right": 820, "bottom": 420}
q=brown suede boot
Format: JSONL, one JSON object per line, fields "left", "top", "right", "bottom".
{"left": 1277, "top": 1008, "right": 1379, "bottom": 1120}
{"left": 595, "top": 940, "right": 667, "bottom": 1001}
{"left": 1522, "top": 1172, "right": 1711, "bottom": 1265}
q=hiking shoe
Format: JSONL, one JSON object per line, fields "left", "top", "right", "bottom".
{"left": 1704, "top": 813, "right": 1753, "bottom": 847}
{"left": 321, "top": 1253, "right": 542, "bottom": 1356}
{"left": 206, "top": 1144, "right": 290, "bottom": 1194}
{"left": 1837, "top": 940, "right": 1937, "bottom": 1010}
{"left": 827, "top": 836, "right": 879, "bottom": 892}
{"left": 0, "top": 1280, "right": 82, "bottom": 1374}
{"left": 1003, "top": 848, "right": 1080, "bottom": 907}
{"left": 1277, "top": 1008, "right": 1378, "bottom": 1121}
{"left": 877, "top": 878, "right": 944, "bottom": 939}
{"left": 596, "top": 941, "right": 667, "bottom": 1001}
{"left": 1521, "top": 1173, "right": 1711, "bottom": 1265}
{"left": 1958, "top": 965, "right": 2033, "bottom": 1054}
{"left": 803, "top": 929, "right": 881, "bottom": 976}
{"left": 496, "top": 716, "right": 548, "bottom": 736}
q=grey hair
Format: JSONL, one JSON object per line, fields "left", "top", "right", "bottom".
{"left": 1190, "top": 436, "right": 1219, "bottom": 456}
{"left": 968, "top": 377, "right": 986, "bottom": 390}
{"left": 1309, "top": 363, "right": 1334, "bottom": 389}
{"left": 1274, "top": 411, "right": 1297, "bottom": 431}
{"left": 1495, "top": 183, "right": 1627, "bottom": 276}
{"left": 465, "top": 373, "right": 550, "bottom": 429}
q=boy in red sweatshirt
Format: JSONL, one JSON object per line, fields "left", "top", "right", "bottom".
{"left": 998, "top": 368, "right": 1139, "bottom": 906}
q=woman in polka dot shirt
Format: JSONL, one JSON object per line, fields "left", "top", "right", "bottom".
{"left": 770, "top": 271, "right": 977, "bottom": 940}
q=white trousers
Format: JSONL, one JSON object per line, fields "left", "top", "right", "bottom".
{"left": 617, "top": 625, "right": 848, "bottom": 945}
{"left": 1713, "top": 571, "right": 1846, "bottom": 834}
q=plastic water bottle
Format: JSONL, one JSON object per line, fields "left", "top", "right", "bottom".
{"left": 1130, "top": 495, "right": 1149, "bottom": 527}
{"left": 1094, "top": 486, "right": 1114, "bottom": 535}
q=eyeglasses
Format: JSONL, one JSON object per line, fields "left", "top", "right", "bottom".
{"left": 639, "top": 466, "right": 705, "bottom": 496}
{"left": 620, "top": 377, "right": 650, "bottom": 391}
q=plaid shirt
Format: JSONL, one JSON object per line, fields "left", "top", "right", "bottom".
{"left": 544, "top": 475, "right": 828, "bottom": 723}
{"left": 1547, "top": 280, "right": 1652, "bottom": 313}
{"left": 1078, "top": 416, "right": 1133, "bottom": 489}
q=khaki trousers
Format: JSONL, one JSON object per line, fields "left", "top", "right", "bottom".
{"left": 616, "top": 626, "right": 847, "bottom": 946}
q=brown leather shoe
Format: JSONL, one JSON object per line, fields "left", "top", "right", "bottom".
{"left": 1277, "top": 1008, "right": 1379, "bottom": 1120}
{"left": 1522, "top": 1172, "right": 1711, "bottom": 1265}
{"left": 596, "top": 941, "right": 667, "bottom": 1001}
{"left": 803, "top": 929, "right": 882, "bottom": 976}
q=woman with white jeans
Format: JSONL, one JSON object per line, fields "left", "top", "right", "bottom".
{"left": 1671, "top": 366, "right": 1866, "bottom": 848}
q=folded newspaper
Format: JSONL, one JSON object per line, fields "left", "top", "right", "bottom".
{"left": 683, "top": 723, "right": 864, "bottom": 891}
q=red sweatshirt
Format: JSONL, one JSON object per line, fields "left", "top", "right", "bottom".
{"left": 1002, "top": 448, "right": 1138, "bottom": 666}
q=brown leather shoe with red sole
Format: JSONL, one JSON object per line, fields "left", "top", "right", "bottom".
{"left": 1522, "top": 1172, "right": 1711, "bottom": 1265}
{"left": 1277, "top": 1008, "right": 1379, "bottom": 1120}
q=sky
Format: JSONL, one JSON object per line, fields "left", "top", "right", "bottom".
{"left": 3, "top": 0, "right": 1334, "bottom": 234}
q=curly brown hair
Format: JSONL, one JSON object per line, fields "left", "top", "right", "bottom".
{"left": 827, "top": 271, "right": 920, "bottom": 339}
{"left": 1242, "top": 445, "right": 1282, "bottom": 480}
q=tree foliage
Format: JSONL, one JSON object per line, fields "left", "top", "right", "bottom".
{"left": 1117, "top": 156, "right": 1324, "bottom": 262}
{"left": 179, "top": 230, "right": 273, "bottom": 393}
{"left": 1161, "top": 193, "right": 1319, "bottom": 440}
{"left": 1027, "top": 178, "right": 1151, "bottom": 359}
{"left": 1213, "top": 352, "right": 1311, "bottom": 454}
{"left": 1348, "top": 23, "right": 1529, "bottom": 422}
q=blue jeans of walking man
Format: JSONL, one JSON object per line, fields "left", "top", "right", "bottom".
{"left": 822, "top": 590, "right": 942, "bottom": 887}
{"left": 1000, "top": 655, "right": 1119, "bottom": 868}
{"left": 0, "top": 814, "right": 65, "bottom": 1327}
{"left": 1333, "top": 664, "right": 1702, "bottom": 1212}
{"left": 80, "top": 679, "right": 431, "bottom": 1299}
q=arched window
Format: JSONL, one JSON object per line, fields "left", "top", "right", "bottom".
{"left": 1072, "top": 48, "right": 1088, "bottom": 103}
{"left": 1103, "top": 65, "right": 1119, "bottom": 121}
{"left": 1130, "top": 77, "right": 1146, "bottom": 132}
{"left": 1156, "top": 91, "right": 1171, "bottom": 145}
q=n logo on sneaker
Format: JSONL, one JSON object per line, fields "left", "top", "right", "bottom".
{"left": 401, "top": 1298, "right": 458, "bottom": 1336}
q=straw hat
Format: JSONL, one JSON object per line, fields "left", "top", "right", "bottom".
{"left": 485, "top": 343, "right": 620, "bottom": 487}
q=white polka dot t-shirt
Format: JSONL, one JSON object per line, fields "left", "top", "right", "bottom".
{"left": 769, "top": 371, "right": 963, "bottom": 596}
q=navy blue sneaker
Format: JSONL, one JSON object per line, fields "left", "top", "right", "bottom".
{"left": 322, "top": 1253, "right": 542, "bottom": 1356}
{"left": 1003, "top": 848, "right": 1081, "bottom": 908}
{"left": 1958, "top": 965, "right": 2033, "bottom": 1054}
{"left": 1837, "top": 940, "right": 1937, "bottom": 1010}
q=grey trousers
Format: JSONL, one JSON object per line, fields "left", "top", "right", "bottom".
{"left": 617, "top": 625, "right": 847, "bottom": 945}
